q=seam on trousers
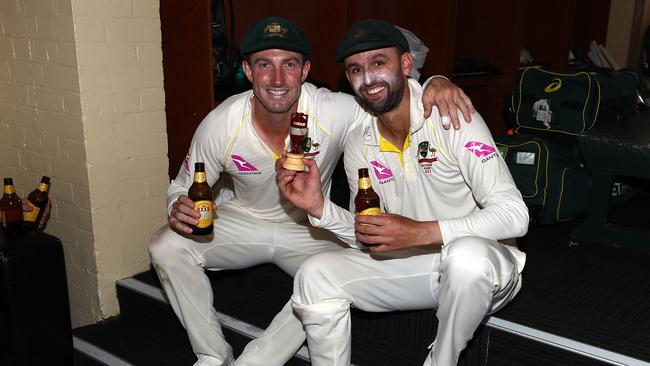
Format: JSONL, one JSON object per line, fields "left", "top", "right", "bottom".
{"left": 197, "top": 242, "right": 273, "bottom": 268}
{"left": 338, "top": 272, "right": 432, "bottom": 289}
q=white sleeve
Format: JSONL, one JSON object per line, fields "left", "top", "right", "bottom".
{"left": 437, "top": 110, "right": 529, "bottom": 243}
{"left": 167, "top": 110, "right": 226, "bottom": 216}
{"left": 307, "top": 129, "right": 369, "bottom": 249}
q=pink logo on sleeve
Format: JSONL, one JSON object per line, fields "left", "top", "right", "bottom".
{"left": 183, "top": 153, "right": 190, "bottom": 173}
{"left": 370, "top": 161, "right": 394, "bottom": 180}
{"left": 231, "top": 155, "right": 258, "bottom": 172}
{"left": 464, "top": 141, "right": 496, "bottom": 158}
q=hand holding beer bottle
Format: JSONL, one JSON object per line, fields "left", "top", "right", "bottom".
{"left": 354, "top": 168, "right": 442, "bottom": 252}
{"left": 188, "top": 162, "right": 214, "bottom": 235}
{"left": 169, "top": 162, "right": 215, "bottom": 236}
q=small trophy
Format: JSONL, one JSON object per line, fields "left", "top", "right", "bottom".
{"left": 283, "top": 112, "right": 308, "bottom": 171}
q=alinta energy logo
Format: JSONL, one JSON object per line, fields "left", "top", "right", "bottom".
{"left": 464, "top": 141, "right": 497, "bottom": 163}
{"left": 231, "top": 155, "right": 261, "bottom": 175}
{"left": 370, "top": 161, "right": 395, "bottom": 184}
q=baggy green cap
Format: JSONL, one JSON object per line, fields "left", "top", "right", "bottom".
{"left": 336, "top": 19, "right": 409, "bottom": 62}
{"left": 241, "top": 17, "right": 311, "bottom": 58}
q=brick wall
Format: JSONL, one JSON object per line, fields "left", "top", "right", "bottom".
{"left": 0, "top": 0, "right": 168, "bottom": 327}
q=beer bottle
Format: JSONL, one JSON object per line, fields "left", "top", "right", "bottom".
{"left": 24, "top": 176, "right": 50, "bottom": 227}
{"left": 354, "top": 168, "right": 381, "bottom": 216}
{"left": 1, "top": 178, "right": 24, "bottom": 237}
{"left": 188, "top": 162, "right": 214, "bottom": 235}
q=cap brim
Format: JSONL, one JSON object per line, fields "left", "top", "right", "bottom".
{"left": 336, "top": 41, "right": 401, "bottom": 62}
{"left": 243, "top": 41, "right": 310, "bottom": 58}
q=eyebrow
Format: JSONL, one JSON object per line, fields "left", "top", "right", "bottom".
{"left": 345, "top": 53, "right": 389, "bottom": 69}
{"left": 253, "top": 56, "right": 302, "bottom": 65}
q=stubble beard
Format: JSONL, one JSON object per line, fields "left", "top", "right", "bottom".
{"left": 354, "top": 77, "right": 405, "bottom": 116}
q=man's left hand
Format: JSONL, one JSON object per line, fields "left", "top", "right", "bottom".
{"left": 354, "top": 213, "right": 442, "bottom": 252}
{"left": 422, "top": 76, "right": 475, "bottom": 130}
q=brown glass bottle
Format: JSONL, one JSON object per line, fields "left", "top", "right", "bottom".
{"left": 24, "top": 176, "right": 50, "bottom": 227}
{"left": 355, "top": 168, "right": 381, "bottom": 216}
{"left": 355, "top": 168, "right": 381, "bottom": 246}
{"left": 188, "top": 162, "right": 214, "bottom": 235}
{"left": 1, "top": 178, "right": 24, "bottom": 237}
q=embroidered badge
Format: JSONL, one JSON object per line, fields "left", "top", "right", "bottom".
{"left": 417, "top": 141, "right": 438, "bottom": 174}
{"left": 264, "top": 23, "right": 288, "bottom": 38}
{"left": 302, "top": 138, "right": 321, "bottom": 157}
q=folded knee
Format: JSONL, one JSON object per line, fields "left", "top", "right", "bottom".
{"left": 442, "top": 236, "right": 494, "bottom": 285}
{"left": 148, "top": 229, "right": 195, "bottom": 267}
{"left": 293, "top": 252, "right": 344, "bottom": 305}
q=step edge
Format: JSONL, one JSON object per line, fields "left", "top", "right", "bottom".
{"left": 120, "top": 277, "right": 648, "bottom": 366}
{"left": 117, "top": 277, "right": 311, "bottom": 362}
{"left": 73, "top": 335, "right": 135, "bottom": 366}
{"left": 485, "top": 317, "right": 650, "bottom": 366}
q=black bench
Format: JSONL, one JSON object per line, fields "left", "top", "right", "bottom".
{"left": 572, "top": 111, "right": 650, "bottom": 251}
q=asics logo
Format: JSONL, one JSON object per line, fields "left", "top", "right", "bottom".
{"left": 370, "top": 161, "right": 393, "bottom": 180}
{"left": 544, "top": 78, "right": 562, "bottom": 93}
{"left": 231, "top": 155, "right": 258, "bottom": 172}
{"left": 464, "top": 141, "right": 496, "bottom": 158}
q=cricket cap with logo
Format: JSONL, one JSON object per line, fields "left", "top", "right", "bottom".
{"left": 335, "top": 19, "right": 410, "bottom": 62}
{"left": 241, "top": 17, "right": 311, "bottom": 58}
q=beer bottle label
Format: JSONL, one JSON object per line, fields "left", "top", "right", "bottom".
{"left": 4, "top": 185, "right": 15, "bottom": 194}
{"left": 194, "top": 172, "right": 207, "bottom": 183}
{"left": 23, "top": 200, "right": 40, "bottom": 222}
{"left": 358, "top": 177, "right": 372, "bottom": 190}
{"left": 39, "top": 183, "right": 49, "bottom": 192}
{"left": 194, "top": 200, "right": 214, "bottom": 228}
{"left": 357, "top": 207, "right": 381, "bottom": 216}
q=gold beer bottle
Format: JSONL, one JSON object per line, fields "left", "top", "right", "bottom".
{"left": 24, "top": 176, "right": 50, "bottom": 228}
{"left": 188, "top": 162, "right": 214, "bottom": 235}
{"left": 354, "top": 168, "right": 381, "bottom": 216}
{"left": 1, "top": 178, "right": 24, "bottom": 237}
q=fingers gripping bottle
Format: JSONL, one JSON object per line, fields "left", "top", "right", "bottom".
{"left": 188, "top": 162, "right": 214, "bottom": 235}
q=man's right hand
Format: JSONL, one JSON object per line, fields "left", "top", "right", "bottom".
{"left": 169, "top": 195, "right": 203, "bottom": 234}
{"left": 275, "top": 157, "right": 325, "bottom": 219}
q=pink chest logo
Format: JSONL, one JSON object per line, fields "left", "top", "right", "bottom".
{"left": 464, "top": 141, "right": 496, "bottom": 158}
{"left": 231, "top": 155, "right": 258, "bottom": 172}
{"left": 370, "top": 161, "right": 393, "bottom": 180}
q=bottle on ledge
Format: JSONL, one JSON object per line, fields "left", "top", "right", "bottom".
{"left": 24, "top": 176, "right": 50, "bottom": 228}
{"left": 188, "top": 162, "right": 214, "bottom": 235}
{"left": 1, "top": 177, "right": 25, "bottom": 238}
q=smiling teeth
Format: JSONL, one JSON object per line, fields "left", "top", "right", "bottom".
{"left": 268, "top": 89, "right": 287, "bottom": 96}
{"left": 367, "top": 86, "right": 385, "bottom": 95}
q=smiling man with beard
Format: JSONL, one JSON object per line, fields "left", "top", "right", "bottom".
{"left": 277, "top": 19, "right": 529, "bottom": 366}
{"left": 147, "top": 17, "right": 475, "bottom": 366}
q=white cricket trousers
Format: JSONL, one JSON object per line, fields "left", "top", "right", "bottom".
{"left": 291, "top": 236, "right": 525, "bottom": 366}
{"left": 148, "top": 200, "right": 345, "bottom": 366}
